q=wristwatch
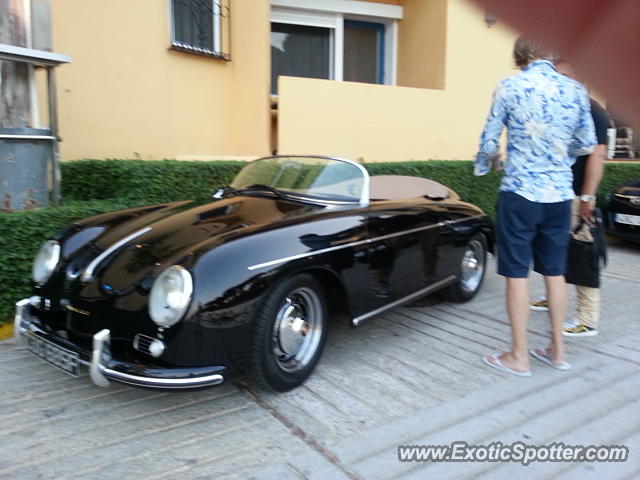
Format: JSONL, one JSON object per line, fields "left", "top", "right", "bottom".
{"left": 579, "top": 194, "right": 595, "bottom": 203}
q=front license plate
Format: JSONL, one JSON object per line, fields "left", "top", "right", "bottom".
{"left": 28, "top": 333, "right": 80, "bottom": 377}
{"left": 615, "top": 213, "right": 640, "bottom": 226}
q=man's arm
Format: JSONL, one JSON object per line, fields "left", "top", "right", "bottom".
{"left": 475, "top": 83, "right": 507, "bottom": 176}
{"left": 580, "top": 100, "right": 610, "bottom": 222}
{"left": 568, "top": 88, "right": 597, "bottom": 158}
{"left": 579, "top": 144, "right": 605, "bottom": 222}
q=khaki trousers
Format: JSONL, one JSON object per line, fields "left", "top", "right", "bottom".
{"left": 570, "top": 198, "right": 601, "bottom": 328}
{"left": 575, "top": 285, "right": 600, "bottom": 328}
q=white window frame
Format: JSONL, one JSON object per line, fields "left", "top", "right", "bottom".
{"left": 270, "top": 0, "right": 402, "bottom": 85}
{"left": 271, "top": 0, "right": 402, "bottom": 20}
{"left": 169, "top": 0, "right": 223, "bottom": 57}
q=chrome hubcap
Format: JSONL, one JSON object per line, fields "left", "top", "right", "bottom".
{"left": 273, "top": 287, "right": 323, "bottom": 372}
{"left": 460, "top": 239, "right": 485, "bottom": 293}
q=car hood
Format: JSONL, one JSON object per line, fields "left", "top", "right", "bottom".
{"left": 63, "top": 196, "right": 323, "bottom": 294}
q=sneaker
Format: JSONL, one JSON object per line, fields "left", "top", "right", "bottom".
{"left": 563, "top": 318, "right": 580, "bottom": 329}
{"left": 530, "top": 296, "right": 549, "bottom": 311}
{"left": 563, "top": 323, "right": 598, "bottom": 337}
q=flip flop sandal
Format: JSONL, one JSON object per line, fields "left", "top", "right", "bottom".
{"left": 529, "top": 349, "right": 571, "bottom": 371}
{"left": 482, "top": 353, "right": 532, "bottom": 377}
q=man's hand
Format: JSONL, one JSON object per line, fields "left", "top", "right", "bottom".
{"left": 579, "top": 199, "right": 595, "bottom": 226}
{"left": 490, "top": 152, "right": 503, "bottom": 171}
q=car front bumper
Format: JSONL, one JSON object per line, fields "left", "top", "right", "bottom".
{"left": 14, "top": 298, "right": 226, "bottom": 389}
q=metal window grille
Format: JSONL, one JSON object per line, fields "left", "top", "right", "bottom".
{"left": 171, "top": 0, "right": 230, "bottom": 60}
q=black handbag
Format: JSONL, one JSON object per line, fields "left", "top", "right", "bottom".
{"left": 565, "top": 209, "right": 607, "bottom": 288}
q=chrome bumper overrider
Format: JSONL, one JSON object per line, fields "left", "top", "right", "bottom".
{"left": 15, "top": 298, "right": 225, "bottom": 389}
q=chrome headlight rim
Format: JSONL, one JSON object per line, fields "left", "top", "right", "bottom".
{"left": 32, "top": 240, "right": 61, "bottom": 284}
{"left": 148, "top": 265, "right": 194, "bottom": 328}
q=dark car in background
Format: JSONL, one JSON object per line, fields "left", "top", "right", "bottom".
{"left": 603, "top": 177, "right": 640, "bottom": 243}
{"left": 15, "top": 155, "right": 493, "bottom": 392}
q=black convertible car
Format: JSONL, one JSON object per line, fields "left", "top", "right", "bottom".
{"left": 603, "top": 177, "right": 640, "bottom": 243}
{"left": 15, "top": 156, "right": 493, "bottom": 392}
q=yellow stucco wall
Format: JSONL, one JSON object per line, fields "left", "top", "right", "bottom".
{"left": 277, "top": 0, "right": 518, "bottom": 162}
{"left": 229, "top": 0, "right": 272, "bottom": 158}
{"left": 50, "top": 0, "right": 519, "bottom": 162}
{"left": 397, "top": 0, "right": 447, "bottom": 90}
{"left": 52, "top": 0, "right": 271, "bottom": 161}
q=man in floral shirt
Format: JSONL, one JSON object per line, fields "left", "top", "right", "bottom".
{"left": 476, "top": 36, "right": 596, "bottom": 376}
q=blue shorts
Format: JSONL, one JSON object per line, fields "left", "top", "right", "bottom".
{"left": 496, "top": 192, "right": 571, "bottom": 278}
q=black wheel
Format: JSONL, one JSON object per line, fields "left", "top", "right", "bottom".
{"left": 249, "top": 274, "right": 328, "bottom": 392}
{"left": 441, "top": 233, "right": 487, "bottom": 302}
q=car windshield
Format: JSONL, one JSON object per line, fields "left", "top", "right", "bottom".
{"left": 230, "top": 156, "right": 368, "bottom": 204}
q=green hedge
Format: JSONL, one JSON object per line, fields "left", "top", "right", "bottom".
{"left": 59, "top": 159, "right": 640, "bottom": 211}
{"left": 1, "top": 159, "right": 639, "bottom": 324}
{"left": 61, "top": 159, "right": 504, "bottom": 216}
{"left": 62, "top": 159, "right": 245, "bottom": 202}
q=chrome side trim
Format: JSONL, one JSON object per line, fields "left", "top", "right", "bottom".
{"left": 248, "top": 238, "right": 371, "bottom": 271}
{"left": 80, "top": 227, "right": 152, "bottom": 282}
{"left": 352, "top": 275, "right": 457, "bottom": 326}
{"left": 247, "top": 214, "right": 485, "bottom": 271}
{"left": 447, "top": 215, "right": 485, "bottom": 226}
{"left": 369, "top": 221, "right": 445, "bottom": 243}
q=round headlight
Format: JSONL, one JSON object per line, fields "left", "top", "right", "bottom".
{"left": 32, "top": 240, "right": 61, "bottom": 284}
{"left": 148, "top": 265, "right": 193, "bottom": 328}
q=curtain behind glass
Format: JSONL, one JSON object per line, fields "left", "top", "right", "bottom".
{"left": 344, "top": 26, "right": 378, "bottom": 84}
{"left": 271, "top": 23, "right": 331, "bottom": 94}
{"left": 344, "top": 24, "right": 383, "bottom": 84}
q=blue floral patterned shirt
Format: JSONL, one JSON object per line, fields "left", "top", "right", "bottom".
{"left": 475, "top": 60, "right": 596, "bottom": 203}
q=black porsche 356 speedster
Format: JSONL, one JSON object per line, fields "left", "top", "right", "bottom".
{"left": 15, "top": 156, "right": 493, "bottom": 392}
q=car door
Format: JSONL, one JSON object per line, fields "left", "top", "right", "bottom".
{"left": 362, "top": 199, "right": 452, "bottom": 312}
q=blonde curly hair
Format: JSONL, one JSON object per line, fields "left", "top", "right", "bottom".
{"left": 513, "top": 35, "right": 554, "bottom": 69}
